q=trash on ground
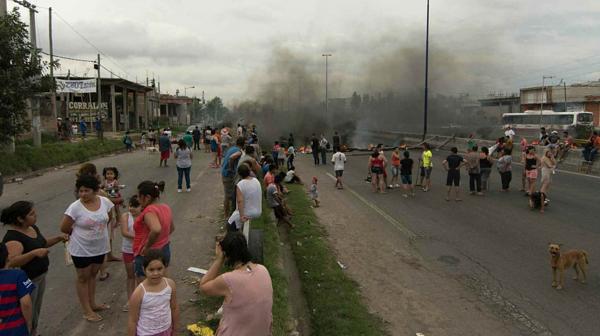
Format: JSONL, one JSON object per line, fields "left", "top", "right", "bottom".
{"left": 337, "top": 261, "right": 347, "bottom": 269}
{"left": 187, "top": 267, "right": 208, "bottom": 275}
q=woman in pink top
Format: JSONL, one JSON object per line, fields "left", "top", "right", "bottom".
{"left": 200, "top": 232, "right": 273, "bottom": 336}
{"left": 133, "top": 181, "right": 175, "bottom": 283}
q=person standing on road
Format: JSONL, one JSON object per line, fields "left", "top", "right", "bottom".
{"left": 221, "top": 128, "right": 232, "bottom": 155}
{"left": 332, "top": 131, "right": 341, "bottom": 153}
{"left": 288, "top": 133, "right": 295, "bottom": 148}
{"left": 443, "top": 147, "right": 465, "bottom": 201}
{"left": 287, "top": 144, "right": 296, "bottom": 170}
{"left": 497, "top": 148, "right": 513, "bottom": 191}
{"left": 128, "top": 249, "right": 179, "bottom": 336}
{"left": 192, "top": 126, "right": 201, "bottom": 151}
{"left": 504, "top": 125, "right": 515, "bottom": 140}
{"left": 2, "top": 201, "right": 68, "bottom": 335}
{"left": 133, "top": 181, "right": 173, "bottom": 283}
{"left": 222, "top": 138, "right": 245, "bottom": 217}
{"left": 204, "top": 126, "right": 212, "bottom": 153}
{"left": 60, "top": 174, "right": 114, "bottom": 322}
{"left": 390, "top": 147, "right": 401, "bottom": 188}
{"left": 539, "top": 149, "right": 557, "bottom": 212}
{"left": 175, "top": 139, "right": 193, "bottom": 193}
{"left": 228, "top": 165, "right": 262, "bottom": 234}
{"left": 79, "top": 119, "right": 88, "bottom": 138}
{"left": 479, "top": 147, "right": 493, "bottom": 192}
{"left": 319, "top": 134, "right": 329, "bottom": 165}
{"left": 368, "top": 151, "right": 385, "bottom": 193}
{"left": 148, "top": 128, "right": 157, "bottom": 148}
{"left": 331, "top": 148, "right": 347, "bottom": 189}
{"left": 400, "top": 151, "right": 415, "bottom": 198}
{"left": 183, "top": 131, "right": 194, "bottom": 150}
{"left": 524, "top": 146, "right": 540, "bottom": 196}
{"left": 310, "top": 133, "right": 320, "bottom": 165}
{"left": 466, "top": 145, "right": 483, "bottom": 195}
{"left": 418, "top": 143, "right": 433, "bottom": 192}
{"left": 199, "top": 231, "right": 273, "bottom": 336}
{"left": 159, "top": 130, "right": 172, "bottom": 167}
{"left": 120, "top": 196, "right": 141, "bottom": 312}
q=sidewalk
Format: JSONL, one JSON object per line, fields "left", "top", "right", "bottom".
{"left": 294, "top": 156, "right": 520, "bottom": 336}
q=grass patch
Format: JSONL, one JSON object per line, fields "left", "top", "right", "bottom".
{"left": 285, "top": 183, "right": 387, "bottom": 336}
{"left": 249, "top": 203, "right": 291, "bottom": 336}
{"left": 0, "top": 139, "right": 123, "bottom": 176}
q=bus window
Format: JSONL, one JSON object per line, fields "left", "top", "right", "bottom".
{"left": 577, "top": 113, "right": 593, "bottom": 123}
{"left": 554, "top": 115, "right": 573, "bottom": 125}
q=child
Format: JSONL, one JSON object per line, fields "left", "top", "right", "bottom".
{"left": 128, "top": 249, "right": 179, "bottom": 336}
{"left": 0, "top": 242, "right": 35, "bottom": 335}
{"left": 272, "top": 141, "right": 281, "bottom": 168}
{"left": 309, "top": 176, "right": 320, "bottom": 207}
{"left": 400, "top": 151, "right": 415, "bottom": 197}
{"left": 266, "top": 176, "right": 294, "bottom": 228}
{"left": 140, "top": 132, "right": 147, "bottom": 150}
{"left": 101, "top": 167, "right": 123, "bottom": 273}
{"left": 277, "top": 145, "right": 286, "bottom": 168}
{"left": 121, "top": 196, "right": 141, "bottom": 312}
{"left": 123, "top": 131, "right": 133, "bottom": 152}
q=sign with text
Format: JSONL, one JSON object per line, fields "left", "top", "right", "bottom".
{"left": 56, "top": 78, "right": 97, "bottom": 93}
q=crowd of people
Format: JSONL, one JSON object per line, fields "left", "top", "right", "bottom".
{"left": 0, "top": 124, "right": 276, "bottom": 336}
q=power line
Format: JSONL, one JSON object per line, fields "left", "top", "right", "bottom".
{"left": 51, "top": 10, "right": 132, "bottom": 79}
{"left": 39, "top": 50, "right": 95, "bottom": 63}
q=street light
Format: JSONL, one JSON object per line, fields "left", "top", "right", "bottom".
{"left": 184, "top": 86, "right": 195, "bottom": 97}
{"left": 540, "top": 75, "right": 554, "bottom": 128}
{"left": 423, "top": 0, "right": 430, "bottom": 141}
{"left": 322, "top": 54, "right": 332, "bottom": 116}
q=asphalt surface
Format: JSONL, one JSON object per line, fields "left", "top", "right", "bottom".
{"left": 304, "top": 150, "right": 600, "bottom": 336}
{"left": 0, "top": 147, "right": 222, "bottom": 335}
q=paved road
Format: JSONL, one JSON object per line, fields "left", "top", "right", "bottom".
{"left": 304, "top": 150, "right": 600, "bottom": 336}
{"left": 0, "top": 148, "right": 222, "bottom": 335}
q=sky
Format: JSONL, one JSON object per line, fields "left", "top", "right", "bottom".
{"left": 8, "top": 0, "right": 600, "bottom": 105}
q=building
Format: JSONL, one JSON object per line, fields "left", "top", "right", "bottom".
{"left": 478, "top": 93, "right": 520, "bottom": 123}
{"left": 53, "top": 76, "right": 155, "bottom": 132}
{"left": 159, "top": 94, "right": 194, "bottom": 126}
{"left": 520, "top": 82, "right": 600, "bottom": 126}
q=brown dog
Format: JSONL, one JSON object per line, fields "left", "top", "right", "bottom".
{"left": 548, "top": 243, "right": 589, "bottom": 290}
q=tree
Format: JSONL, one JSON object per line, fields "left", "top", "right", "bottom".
{"left": 0, "top": 9, "right": 44, "bottom": 146}
{"left": 206, "top": 96, "right": 228, "bottom": 123}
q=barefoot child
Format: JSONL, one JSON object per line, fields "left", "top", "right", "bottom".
{"left": 101, "top": 167, "right": 122, "bottom": 263}
{"left": 128, "top": 249, "right": 179, "bottom": 336}
{"left": 309, "top": 176, "right": 320, "bottom": 207}
{"left": 121, "top": 196, "right": 141, "bottom": 312}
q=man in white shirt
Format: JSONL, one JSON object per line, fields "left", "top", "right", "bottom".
{"left": 504, "top": 126, "right": 515, "bottom": 140}
{"left": 331, "top": 150, "right": 347, "bottom": 189}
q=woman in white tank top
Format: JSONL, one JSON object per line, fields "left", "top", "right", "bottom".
{"left": 128, "top": 249, "right": 179, "bottom": 336}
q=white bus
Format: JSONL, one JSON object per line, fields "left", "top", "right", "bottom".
{"left": 502, "top": 110, "right": 593, "bottom": 138}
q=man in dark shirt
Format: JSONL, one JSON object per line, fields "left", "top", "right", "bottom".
{"left": 288, "top": 133, "right": 294, "bottom": 148}
{"left": 192, "top": 126, "right": 201, "bottom": 150}
{"left": 332, "top": 131, "right": 341, "bottom": 152}
{"left": 443, "top": 147, "right": 465, "bottom": 201}
{"left": 310, "top": 133, "right": 320, "bottom": 165}
{"left": 399, "top": 150, "right": 415, "bottom": 197}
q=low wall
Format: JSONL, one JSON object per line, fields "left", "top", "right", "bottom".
{"left": 354, "top": 130, "right": 599, "bottom": 176}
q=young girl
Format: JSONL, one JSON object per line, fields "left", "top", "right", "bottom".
{"left": 101, "top": 167, "right": 123, "bottom": 270}
{"left": 309, "top": 176, "right": 320, "bottom": 207}
{"left": 121, "top": 196, "right": 141, "bottom": 312}
{"left": 140, "top": 132, "right": 147, "bottom": 150}
{"left": 524, "top": 146, "right": 540, "bottom": 196}
{"left": 128, "top": 249, "right": 179, "bottom": 336}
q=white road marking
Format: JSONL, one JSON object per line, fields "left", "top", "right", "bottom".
{"left": 325, "top": 172, "right": 417, "bottom": 240}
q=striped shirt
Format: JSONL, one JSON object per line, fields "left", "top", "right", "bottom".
{"left": 0, "top": 269, "right": 35, "bottom": 336}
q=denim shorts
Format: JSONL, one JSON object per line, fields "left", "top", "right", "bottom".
{"left": 401, "top": 174, "right": 412, "bottom": 185}
{"left": 391, "top": 166, "right": 399, "bottom": 177}
{"left": 134, "top": 243, "right": 171, "bottom": 277}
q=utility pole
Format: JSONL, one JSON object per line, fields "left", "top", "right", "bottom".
{"left": 49, "top": 7, "right": 57, "bottom": 136}
{"left": 1, "top": 0, "right": 6, "bottom": 16}
{"left": 322, "top": 53, "right": 332, "bottom": 117}
{"left": 540, "top": 75, "right": 554, "bottom": 128}
{"left": 27, "top": 1, "right": 41, "bottom": 147}
{"left": 563, "top": 80, "right": 567, "bottom": 112}
{"left": 423, "top": 0, "right": 430, "bottom": 141}
{"left": 96, "top": 53, "right": 103, "bottom": 140}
